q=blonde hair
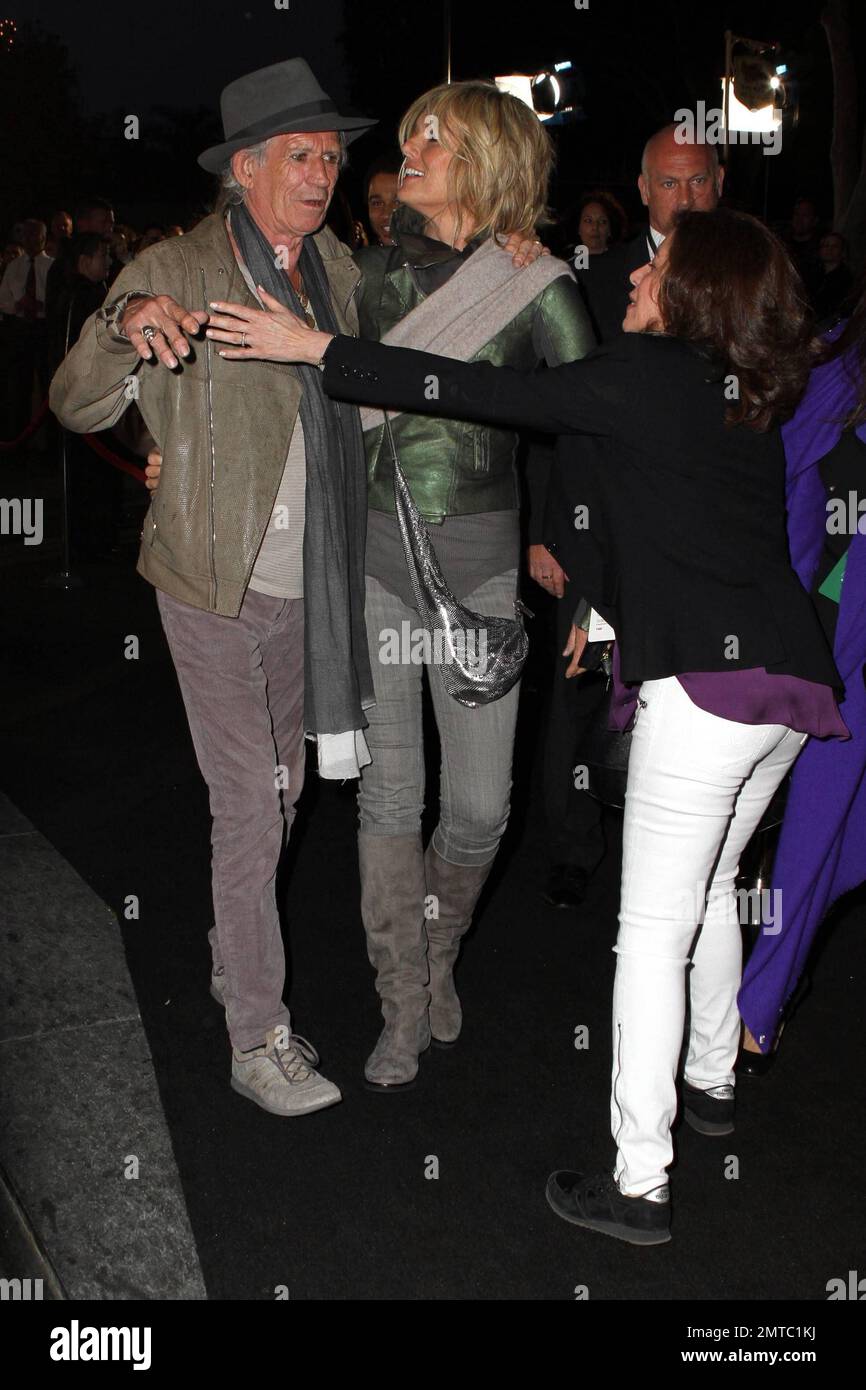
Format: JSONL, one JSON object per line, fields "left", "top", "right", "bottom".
{"left": 398, "top": 81, "right": 553, "bottom": 244}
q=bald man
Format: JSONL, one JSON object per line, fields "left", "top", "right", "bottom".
{"left": 579, "top": 124, "right": 724, "bottom": 343}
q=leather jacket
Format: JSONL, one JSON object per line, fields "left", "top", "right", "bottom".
{"left": 49, "top": 213, "right": 361, "bottom": 616}
{"left": 353, "top": 229, "right": 594, "bottom": 522}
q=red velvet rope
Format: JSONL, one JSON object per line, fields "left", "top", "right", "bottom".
{"left": 0, "top": 397, "right": 147, "bottom": 483}
{"left": 81, "top": 433, "right": 147, "bottom": 484}
{"left": 0, "top": 398, "right": 51, "bottom": 452}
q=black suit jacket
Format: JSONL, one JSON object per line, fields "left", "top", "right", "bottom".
{"left": 575, "top": 231, "right": 655, "bottom": 345}
{"left": 324, "top": 331, "right": 840, "bottom": 690}
{"left": 542, "top": 232, "right": 654, "bottom": 566}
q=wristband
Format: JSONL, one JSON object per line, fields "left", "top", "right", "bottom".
{"left": 101, "top": 291, "right": 152, "bottom": 342}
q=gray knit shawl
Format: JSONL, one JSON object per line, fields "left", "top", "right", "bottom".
{"left": 231, "top": 203, "right": 373, "bottom": 736}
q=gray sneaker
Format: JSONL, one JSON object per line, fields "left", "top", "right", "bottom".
{"left": 231, "top": 1029, "right": 342, "bottom": 1117}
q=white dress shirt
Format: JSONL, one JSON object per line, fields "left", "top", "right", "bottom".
{"left": 0, "top": 251, "right": 54, "bottom": 318}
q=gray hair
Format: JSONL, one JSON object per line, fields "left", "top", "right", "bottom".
{"left": 217, "top": 138, "right": 272, "bottom": 211}
{"left": 216, "top": 132, "right": 348, "bottom": 212}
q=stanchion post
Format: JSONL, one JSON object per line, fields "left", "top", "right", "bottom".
{"left": 43, "top": 422, "right": 83, "bottom": 590}
{"left": 44, "top": 299, "right": 83, "bottom": 590}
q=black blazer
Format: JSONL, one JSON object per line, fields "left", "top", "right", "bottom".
{"left": 575, "top": 231, "right": 655, "bottom": 345}
{"left": 323, "top": 331, "right": 841, "bottom": 691}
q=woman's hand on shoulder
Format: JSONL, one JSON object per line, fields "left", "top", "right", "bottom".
{"left": 500, "top": 231, "right": 550, "bottom": 269}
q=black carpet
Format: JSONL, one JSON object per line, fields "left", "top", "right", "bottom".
{"left": 2, "top": 544, "right": 864, "bottom": 1302}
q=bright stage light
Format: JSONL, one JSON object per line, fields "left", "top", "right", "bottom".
{"left": 495, "top": 72, "right": 558, "bottom": 120}
{"left": 494, "top": 74, "right": 535, "bottom": 110}
{"left": 495, "top": 64, "right": 581, "bottom": 123}
{"left": 721, "top": 78, "right": 782, "bottom": 133}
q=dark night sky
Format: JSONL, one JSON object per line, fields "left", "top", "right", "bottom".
{"left": 4, "top": 0, "right": 863, "bottom": 234}
{"left": 11, "top": 0, "right": 354, "bottom": 115}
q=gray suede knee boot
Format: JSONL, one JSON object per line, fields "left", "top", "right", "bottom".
{"left": 424, "top": 844, "right": 494, "bottom": 1045}
{"left": 358, "top": 832, "right": 431, "bottom": 1089}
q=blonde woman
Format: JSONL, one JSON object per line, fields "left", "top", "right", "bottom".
{"left": 149, "top": 82, "right": 595, "bottom": 1090}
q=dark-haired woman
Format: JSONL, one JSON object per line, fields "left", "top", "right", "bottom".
{"left": 573, "top": 189, "right": 626, "bottom": 257}
{"left": 208, "top": 207, "right": 846, "bottom": 1241}
{"left": 570, "top": 192, "right": 626, "bottom": 340}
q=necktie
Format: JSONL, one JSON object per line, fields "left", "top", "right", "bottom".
{"left": 21, "top": 257, "right": 38, "bottom": 319}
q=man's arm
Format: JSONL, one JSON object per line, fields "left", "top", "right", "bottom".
{"left": 0, "top": 261, "right": 18, "bottom": 316}
{"left": 49, "top": 254, "right": 206, "bottom": 434}
{"left": 321, "top": 332, "right": 629, "bottom": 439}
{"left": 50, "top": 270, "right": 155, "bottom": 434}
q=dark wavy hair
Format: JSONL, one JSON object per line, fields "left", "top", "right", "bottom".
{"left": 576, "top": 189, "right": 626, "bottom": 245}
{"left": 658, "top": 208, "right": 814, "bottom": 432}
{"left": 817, "top": 263, "right": 866, "bottom": 427}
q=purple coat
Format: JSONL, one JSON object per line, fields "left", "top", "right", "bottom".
{"left": 738, "top": 345, "right": 866, "bottom": 1050}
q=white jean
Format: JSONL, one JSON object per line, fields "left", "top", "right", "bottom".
{"left": 611, "top": 676, "right": 807, "bottom": 1197}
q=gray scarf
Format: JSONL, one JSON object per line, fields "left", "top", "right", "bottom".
{"left": 231, "top": 203, "right": 373, "bottom": 736}
{"left": 359, "top": 236, "right": 573, "bottom": 432}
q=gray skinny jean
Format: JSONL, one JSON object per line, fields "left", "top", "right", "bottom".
{"left": 359, "top": 570, "right": 521, "bottom": 866}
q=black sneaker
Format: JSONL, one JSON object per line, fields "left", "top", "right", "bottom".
{"left": 683, "top": 1081, "right": 735, "bottom": 1135}
{"left": 545, "top": 1170, "right": 671, "bottom": 1245}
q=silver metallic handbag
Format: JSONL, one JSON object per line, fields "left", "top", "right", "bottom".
{"left": 384, "top": 413, "right": 530, "bottom": 708}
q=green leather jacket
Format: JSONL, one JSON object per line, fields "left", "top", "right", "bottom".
{"left": 354, "top": 232, "right": 594, "bottom": 523}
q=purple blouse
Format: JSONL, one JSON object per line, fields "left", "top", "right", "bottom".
{"left": 609, "top": 646, "right": 849, "bottom": 740}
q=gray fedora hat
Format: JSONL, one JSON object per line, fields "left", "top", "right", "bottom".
{"left": 198, "top": 57, "right": 377, "bottom": 173}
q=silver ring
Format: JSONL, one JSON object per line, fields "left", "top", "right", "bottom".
{"left": 241, "top": 332, "right": 247, "bottom": 349}
{"left": 141, "top": 325, "right": 156, "bottom": 342}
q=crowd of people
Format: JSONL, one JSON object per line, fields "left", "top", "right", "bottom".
{"left": 1, "top": 149, "right": 853, "bottom": 444}
{"left": 13, "top": 52, "right": 864, "bottom": 1250}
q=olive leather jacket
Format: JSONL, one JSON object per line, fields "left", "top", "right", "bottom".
{"left": 354, "top": 232, "right": 594, "bottom": 522}
{"left": 49, "top": 213, "right": 361, "bottom": 617}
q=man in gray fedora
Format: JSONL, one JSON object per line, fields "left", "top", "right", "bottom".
{"left": 50, "top": 58, "right": 377, "bottom": 1117}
